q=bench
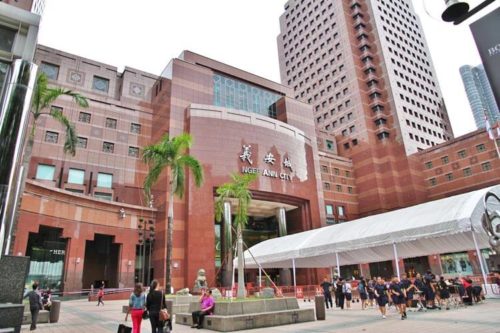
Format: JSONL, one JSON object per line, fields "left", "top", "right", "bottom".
{"left": 175, "top": 298, "right": 315, "bottom": 331}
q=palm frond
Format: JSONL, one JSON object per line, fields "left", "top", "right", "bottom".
{"left": 50, "top": 107, "right": 77, "bottom": 156}
{"left": 178, "top": 155, "right": 204, "bottom": 187}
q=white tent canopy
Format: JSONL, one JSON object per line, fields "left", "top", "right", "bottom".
{"left": 241, "top": 185, "right": 500, "bottom": 270}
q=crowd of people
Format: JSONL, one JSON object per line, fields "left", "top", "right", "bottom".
{"left": 320, "top": 270, "right": 488, "bottom": 320}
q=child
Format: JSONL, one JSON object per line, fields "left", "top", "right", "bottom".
{"left": 97, "top": 287, "right": 104, "bottom": 306}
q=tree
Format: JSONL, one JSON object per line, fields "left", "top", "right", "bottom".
{"left": 8, "top": 73, "right": 89, "bottom": 253}
{"left": 25, "top": 72, "right": 89, "bottom": 161}
{"left": 215, "top": 173, "right": 258, "bottom": 298}
{"left": 143, "top": 133, "right": 204, "bottom": 293}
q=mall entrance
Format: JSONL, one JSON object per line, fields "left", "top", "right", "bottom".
{"left": 82, "top": 234, "right": 120, "bottom": 289}
{"left": 215, "top": 197, "right": 301, "bottom": 288}
{"left": 25, "top": 226, "right": 67, "bottom": 292}
{"left": 404, "top": 256, "right": 430, "bottom": 277}
{"left": 369, "top": 260, "right": 394, "bottom": 279}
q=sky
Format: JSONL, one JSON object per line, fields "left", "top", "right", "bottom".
{"left": 37, "top": 0, "right": 499, "bottom": 137}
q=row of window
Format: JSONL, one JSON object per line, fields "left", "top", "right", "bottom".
{"left": 428, "top": 162, "right": 492, "bottom": 186}
{"left": 320, "top": 165, "right": 351, "bottom": 178}
{"left": 325, "top": 204, "right": 345, "bottom": 217}
{"left": 36, "top": 164, "right": 112, "bottom": 188}
{"left": 43, "top": 131, "right": 140, "bottom": 157}
{"left": 424, "top": 144, "right": 488, "bottom": 169}
{"left": 74, "top": 109, "right": 142, "bottom": 133}
{"left": 40, "top": 62, "right": 111, "bottom": 93}
{"left": 323, "top": 182, "right": 354, "bottom": 194}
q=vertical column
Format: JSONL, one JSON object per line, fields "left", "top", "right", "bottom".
{"left": 222, "top": 201, "right": 233, "bottom": 287}
{"left": 0, "top": 60, "right": 37, "bottom": 256}
{"left": 276, "top": 207, "right": 291, "bottom": 286}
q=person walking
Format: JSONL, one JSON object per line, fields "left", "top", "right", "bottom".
{"left": 320, "top": 277, "right": 333, "bottom": 309}
{"left": 335, "top": 278, "right": 345, "bottom": 310}
{"left": 390, "top": 276, "right": 407, "bottom": 320}
{"left": 374, "top": 277, "right": 389, "bottom": 319}
{"left": 358, "top": 277, "right": 368, "bottom": 310}
{"left": 343, "top": 279, "right": 353, "bottom": 309}
{"left": 367, "top": 278, "right": 376, "bottom": 308}
{"left": 191, "top": 289, "right": 215, "bottom": 329}
{"left": 24, "top": 283, "right": 43, "bottom": 331}
{"left": 97, "top": 287, "right": 104, "bottom": 306}
{"left": 127, "top": 283, "right": 146, "bottom": 333}
{"left": 146, "top": 280, "right": 171, "bottom": 333}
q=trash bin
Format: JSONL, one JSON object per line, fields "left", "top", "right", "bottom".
{"left": 315, "top": 295, "right": 325, "bottom": 320}
{"left": 49, "top": 300, "right": 61, "bottom": 323}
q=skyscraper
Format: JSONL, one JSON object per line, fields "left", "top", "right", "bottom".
{"left": 460, "top": 64, "right": 499, "bottom": 128}
{"left": 278, "top": 0, "right": 454, "bottom": 215}
{"left": 278, "top": 0, "right": 453, "bottom": 156}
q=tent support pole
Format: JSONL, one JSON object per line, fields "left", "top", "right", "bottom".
{"left": 258, "top": 265, "right": 262, "bottom": 289}
{"left": 292, "top": 258, "right": 296, "bottom": 297}
{"left": 471, "top": 230, "right": 489, "bottom": 292}
{"left": 335, "top": 252, "right": 340, "bottom": 277}
{"left": 392, "top": 242, "right": 400, "bottom": 280}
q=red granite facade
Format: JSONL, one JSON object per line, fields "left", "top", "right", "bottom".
{"left": 11, "top": 44, "right": 500, "bottom": 293}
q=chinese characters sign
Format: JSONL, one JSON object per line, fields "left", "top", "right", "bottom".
{"left": 239, "top": 145, "right": 293, "bottom": 181}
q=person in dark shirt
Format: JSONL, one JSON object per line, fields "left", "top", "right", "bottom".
{"left": 24, "top": 282, "right": 42, "bottom": 331}
{"left": 335, "top": 278, "right": 345, "bottom": 310}
{"left": 390, "top": 276, "right": 407, "bottom": 320}
{"left": 146, "top": 280, "right": 170, "bottom": 333}
{"left": 320, "top": 277, "right": 333, "bottom": 309}
{"left": 400, "top": 273, "right": 411, "bottom": 308}
{"left": 438, "top": 276, "right": 450, "bottom": 310}
{"left": 374, "top": 277, "right": 389, "bottom": 319}
{"left": 358, "top": 277, "right": 368, "bottom": 310}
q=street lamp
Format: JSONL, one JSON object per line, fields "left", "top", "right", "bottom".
{"left": 137, "top": 219, "right": 155, "bottom": 285}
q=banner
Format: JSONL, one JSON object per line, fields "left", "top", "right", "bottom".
{"left": 470, "top": 7, "right": 500, "bottom": 108}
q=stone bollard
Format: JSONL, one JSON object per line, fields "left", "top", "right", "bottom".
{"left": 315, "top": 295, "right": 325, "bottom": 320}
{"left": 49, "top": 300, "right": 61, "bottom": 323}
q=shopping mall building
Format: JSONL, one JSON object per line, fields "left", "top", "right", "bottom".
{"left": 8, "top": 44, "right": 500, "bottom": 293}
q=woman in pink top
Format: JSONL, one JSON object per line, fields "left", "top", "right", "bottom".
{"left": 191, "top": 289, "right": 215, "bottom": 329}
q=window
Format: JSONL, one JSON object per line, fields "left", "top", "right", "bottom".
{"left": 321, "top": 165, "right": 328, "bottom": 172}
{"left": 128, "top": 146, "right": 139, "bottom": 158}
{"left": 347, "top": 186, "right": 353, "bottom": 194}
{"left": 338, "top": 205, "right": 345, "bottom": 216}
{"left": 429, "top": 178, "right": 437, "bottom": 186}
{"left": 441, "top": 156, "right": 449, "bottom": 164}
{"left": 324, "top": 182, "right": 331, "bottom": 190}
{"left": 0, "top": 25, "right": 16, "bottom": 53}
{"left": 79, "top": 112, "right": 91, "bottom": 123}
{"left": 326, "top": 139, "right": 334, "bottom": 151}
{"left": 445, "top": 173, "right": 453, "bottom": 181}
{"left": 35, "top": 164, "right": 55, "bottom": 181}
{"left": 77, "top": 137, "right": 88, "bottom": 149}
{"left": 130, "top": 123, "right": 142, "bottom": 134}
{"left": 105, "top": 118, "right": 117, "bottom": 129}
{"left": 97, "top": 173, "right": 113, "bottom": 188}
{"left": 94, "top": 192, "right": 112, "bottom": 201}
{"left": 334, "top": 168, "right": 340, "bottom": 175}
{"left": 44, "top": 131, "right": 59, "bottom": 143}
{"left": 476, "top": 144, "right": 486, "bottom": 152}
{"left": 325, "top": 204, "right": 334, "bottom": 215}
{"left": 377, "top": 131, "right": 389, "bottom": 140}
{"left": 457, "top": 150, "right": 467, "bottom": 159}
{"left": 68, "top": 169, "right": 85, "bottom": 185}
{"left": 103, "top": 142, "right": 114, "bottom": 153}
{"left": 425, "top": 161, "right": 433, "bottom": 169}
{"left": 39, "top": 62, "right": 60, "bottom": 80}
{"left": 93, "top": 76, "right": 110, "bottom": 92}
{"left": 336, "top": 184, "right": 342, "bottom": 192}
{"left": 345, "top": 171, "right": 351, "bottom": 177}
{"left": 463, "top": 168, "right": 472, "bottom": 177}
{"left": 481, "top": 162, "right": 491, "bottom": 171}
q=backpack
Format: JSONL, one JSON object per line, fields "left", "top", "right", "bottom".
{"left": 358, "top": 283, "right": 365, "bottom": 293}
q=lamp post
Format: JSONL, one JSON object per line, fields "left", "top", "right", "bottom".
{"left": 137, "top": 219, "right": 155, "bottom": 285}
{"left": 440, "top": 0, "right": 497, "bottom": 25}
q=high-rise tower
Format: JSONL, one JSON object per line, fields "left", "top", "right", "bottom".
{"left": 460, "top": 64, "right": 499, "bottom": 129}
{"left": 278, "top": 0, "right": 453, "bottom": 156}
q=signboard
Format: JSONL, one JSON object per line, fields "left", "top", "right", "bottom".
{"left": 239, "top": 145, "right": 293, "bottom": 181}
{"left": 470, "top": 7, "right": 500, "bottom": 108}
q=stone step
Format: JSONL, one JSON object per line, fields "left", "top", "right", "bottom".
{"left": 22, "top": 310, "right": 50, "bottom": 324}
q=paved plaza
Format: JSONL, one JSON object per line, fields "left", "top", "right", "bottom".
{"left": 21, "top": 298, "right": 500, "bottom": 333}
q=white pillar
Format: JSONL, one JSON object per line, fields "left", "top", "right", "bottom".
{"left": 258, "top": 265, "right": 262, "bottom": 289}
{"left": 392, "top": 242, "right": 400, "bottom": 279}
{"left": 471, "top": 230, "right": 489, "bottom": 292}
{"left": 292, "top": 258, "right": 297, "bottom": 296}
{"left": 335, "top": 252, "right": 341, "bottom": 277}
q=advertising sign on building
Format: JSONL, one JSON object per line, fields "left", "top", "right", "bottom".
{"left": 470, "top": 7, "right": 500, "bottom": 108}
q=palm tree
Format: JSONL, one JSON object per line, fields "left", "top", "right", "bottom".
{"left": 24, "top": 72, "right": 89, "bottom": 162}
{"left": 143, "top": 133, "right": 204, "bottom": 294}
{"left": 215, "top": 173, "right": 258, "bottom": 298}
{"left": 8, "top": 73, "right": 89, "bottom": 253}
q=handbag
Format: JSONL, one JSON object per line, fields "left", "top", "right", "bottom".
{"left": 159, "top": 290, "right": 170, "bottom": 321}
{"left": 142, "top": 309, "right": 149, "bottom": 320}
{"left": 117, "top": 324, "right": 132, "bottom": 333}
